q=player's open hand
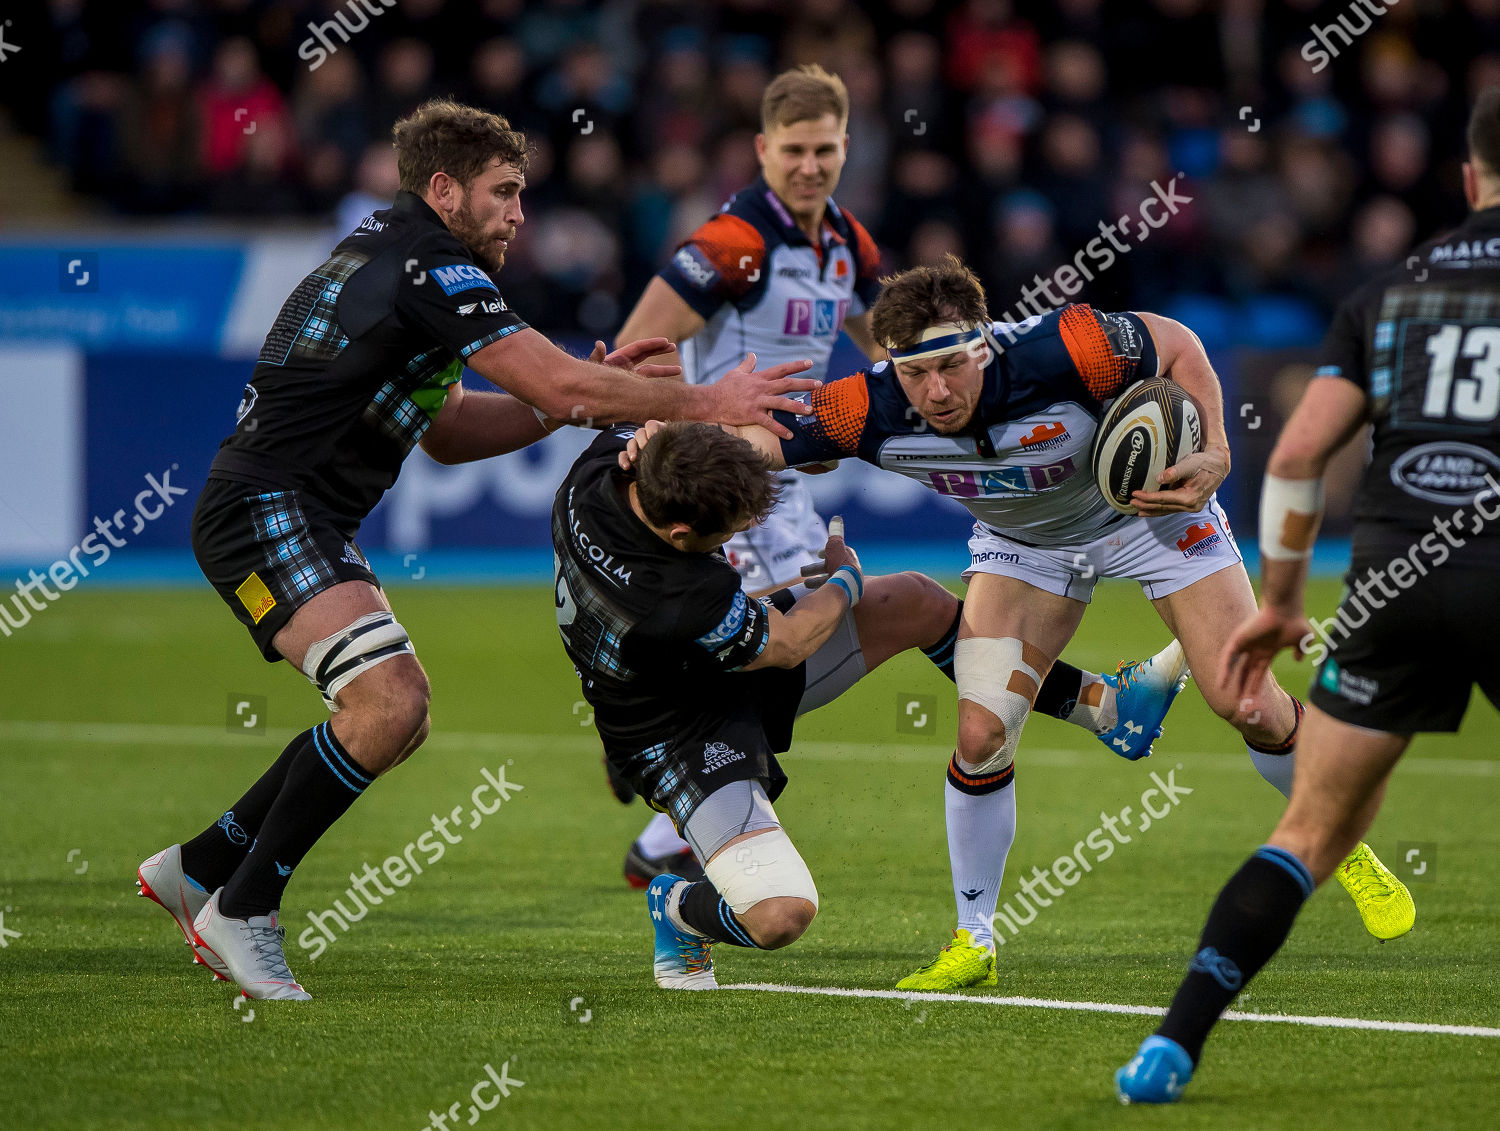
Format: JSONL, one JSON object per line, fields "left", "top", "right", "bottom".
{"left": 1219, "top": 602, "right": 1314, "bottom": 703}
{"left": 1131, "top": 443, "right": 1230, "bottom": 516}
{"left": 617, "top": 419, "right": 667, "bottom": 471}
{"left": 591, "top": 337, "right": 682, "bottom": 381}
{"left": 711, "top": 352, "right": 819, "bottom": 440}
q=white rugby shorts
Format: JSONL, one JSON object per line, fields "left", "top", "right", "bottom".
{"left": 962, "top": 495, "right": 1242, "bottom": 602}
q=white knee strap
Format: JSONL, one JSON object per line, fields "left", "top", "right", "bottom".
{"left": 301, "top": 611, "right": 414, "bottom": 711}
{"left": 955, "top": 637, "right": 1044, "bottom": 776}
{"left": 704, "top": 828, "right": 819, "bottom": 915}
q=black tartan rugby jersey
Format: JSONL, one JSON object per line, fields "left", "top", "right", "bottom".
{"left": 210, "top": 191, "right": 528, "bottom": 524}
{"left": 551, "top": 429, "right": 777, "bottom": 753}
{"left": 773, "top": 304, "right": 1161, "bottom": 547}
{"left": 658, "top": 175, "right": 881, "bottom": 386}
{"left": 1316, "top": 206, "right": 1500, "bottom": 565}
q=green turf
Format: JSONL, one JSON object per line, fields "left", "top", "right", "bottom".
{"left": 2, "top": 580, "right": 1497, "bottom": 1130}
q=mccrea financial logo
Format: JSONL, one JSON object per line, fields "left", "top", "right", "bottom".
{"left": 432, "top": 264, "right": 498, "bottom": 296}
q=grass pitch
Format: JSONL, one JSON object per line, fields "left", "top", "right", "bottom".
{"left": 2, "top": 579, "right": 1497, "bottom": 1130}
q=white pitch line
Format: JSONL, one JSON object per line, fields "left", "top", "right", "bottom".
{"left": 0, "top": 720, "right": 1495, "bottom": 777}
{"left": 724, "top": 983, "right": 1500, "bottom": 1038}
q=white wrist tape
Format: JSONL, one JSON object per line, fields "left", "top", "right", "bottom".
{"left": 1259, "top": 474, "right": 1324, "bottom": 561}
{"left": 826, "top": 565, "right": 862, "bottom": 606}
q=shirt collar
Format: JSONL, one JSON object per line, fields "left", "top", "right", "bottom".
{"left": 392, "top": 190, "right": 446, "bottom": 227}
{"left": 750, "top": 175, "right": 842, "bottom": 249}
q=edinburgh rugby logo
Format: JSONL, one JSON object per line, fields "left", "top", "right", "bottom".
{"left": 1018, "top": 421, "right": 1070, "bottom": 452}
{"left": 1176, "top": 522, "right": 1223, "bottom": 558}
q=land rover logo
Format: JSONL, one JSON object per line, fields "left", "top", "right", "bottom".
{"left": 1389, "top": 442, "right": 1500, "bottom": 504}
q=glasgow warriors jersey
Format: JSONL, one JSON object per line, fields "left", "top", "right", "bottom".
{"left": 552, "top": 430, "right": 774, "bottom": 754}
{"left": 1316, "top": 207, "right": 1500, "bottom": 564}
{"left": 210, "top": 191, "right": 528, "bottom": 523}
{"left": 773, "top": 305, "right": 1159, "bottom": 547}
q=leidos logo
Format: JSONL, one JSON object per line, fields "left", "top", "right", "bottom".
{"left": 458, "top": 298, "right": 504, "bottom": 316}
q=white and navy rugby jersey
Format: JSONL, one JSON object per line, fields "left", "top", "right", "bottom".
{"left": 657, "top": 175, "right": 881, "bottom": 386}
{"left": 773, "top": 305, "right": 1162, "bottom": 547}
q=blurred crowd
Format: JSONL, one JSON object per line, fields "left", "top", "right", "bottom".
{"left": 11, "top": 0, "right": 1492, "bottom": 341}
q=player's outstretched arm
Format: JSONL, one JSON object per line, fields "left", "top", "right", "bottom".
{"left": 1133, "top": 313, "right": 1232, "bottom": 516}
{"left": 742, "top": 518, "right": 864, "bottom": 670}
{"left": 615, "top": 278, "right": 708, "bottom": 374}
{"left": 466, "top": 329, "right": 816, "bottom": 438}
{"left": 1220, "top": 375, "right": 1369, "bottom": 700}
{"left": 418, "top": 382, "right": 554, "bottom": 463}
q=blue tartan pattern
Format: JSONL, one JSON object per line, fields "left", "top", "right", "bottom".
{"left": 248, "top": 491, "right": 341, "bottom": 600}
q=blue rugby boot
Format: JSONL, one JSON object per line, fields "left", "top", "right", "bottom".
{"left": 1115, "top": 1035, "right": 1193, "bottom": 1104}
{"left": 1099, "top": 640, "right": 1190, "bottom": 760}
{"left": 647, "top": 874, "right": 717, "bottom": 990}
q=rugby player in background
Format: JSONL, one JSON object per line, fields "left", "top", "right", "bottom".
{"left": 1115, "top": 87, "right": 1500, "bottom": 1105}
{"left": 135, "top": 99, "right": 818, "bottom": 1000}
{"left": 605, "top": 65, "right": 887, "bottom": 885}
{"left": 557, "top": 421, "right": 1186, "bottom": 988}
{"left": 720, "top": 257, "right": 1415, "bottom": 991}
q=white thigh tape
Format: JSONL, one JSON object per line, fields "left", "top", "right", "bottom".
{"left": 703, "top": 827, "right": 818, "bottom": 915}
{"left": 301, "top": 611, "right": 414, "bottom": 710}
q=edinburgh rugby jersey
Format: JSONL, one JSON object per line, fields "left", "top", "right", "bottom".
{"left": 552, "top": 429, "right": 775, "bottom": 752}
{"left": 773, "top": 305, "right": 1160, "bottom": 547}
{"left": 1317, "top": 206, "right": 1500, "bottom": 565}
{"left": 209, "top": 191, "right": 528, "bottom": 523}
{"left": 658, "top": 175, "right": 881, "bottom": 387}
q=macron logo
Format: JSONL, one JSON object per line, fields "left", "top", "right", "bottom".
{"left": 432, "top": 263, "right": 498, "bottom": 296}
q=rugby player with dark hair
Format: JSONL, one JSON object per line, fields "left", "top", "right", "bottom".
{"left": 1116, "top": 86, "right": 1500, "bottom": 1104}
{"left": 556, "top": 420, "right": 1182, "bottom": 987}
{"left": 135, "top": 99, "right": 818, "bottom": 1000}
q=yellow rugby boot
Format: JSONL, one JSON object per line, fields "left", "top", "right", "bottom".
{"left": 1336, "top": 842, "right": 1415, "bottom": 941}
{"left": 896, "top": 928, "right": 997, "bottom": 990}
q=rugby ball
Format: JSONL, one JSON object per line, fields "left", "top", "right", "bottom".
{"left": 1091, "top": 377, "right": 1203, "bottom": 514}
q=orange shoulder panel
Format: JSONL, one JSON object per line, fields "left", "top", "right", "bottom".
{"left": 809, "top": 374, "right": 870, "bottom": 454}
{"left": 1058, "top": 304, "right": 1135, "bottom": 400}
{"left": 686, "top": 213, "right": 766, "bottom": 289}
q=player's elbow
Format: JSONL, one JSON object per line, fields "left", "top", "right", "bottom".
{"left": 755, "top": 635, "right": 809, "bottom": 670}
{"left": 419, "top": 435, "right": 462, "bottom": 465}
{"left": 1266, "top": 442, "right": 1325, "bottom": 481}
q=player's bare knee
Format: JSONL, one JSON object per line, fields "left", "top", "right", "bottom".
{"left": 901, "top": 570, "right": 958, "bottom": 637}
{"left": 743, "top": 896, "right": 817, "bottom": 949}
{"left": 343, "top": 662, "right": 430, "bottom": 745}
{"left": 384, "top": 674, "right": 431, "bottom": 747}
